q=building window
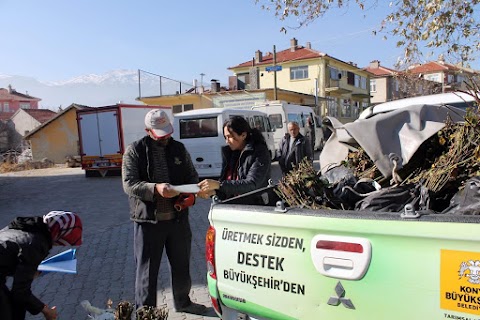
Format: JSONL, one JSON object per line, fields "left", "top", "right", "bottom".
{"left": 342, "top": 99, "right": 352, "bottom": 117}
{"left": 425, "top": 73, "right": 441, "bottom": 83}
{"left": 172, "top": 104, "right": 194, "bottom": 114}
{"left": 3, "top": 102, "right": 9, "bottom": 112}
{"left": 361, "top": 76, "right": 367, "bottom": 89}
{"left": 354, "top": 74, "right": 360, "bottom": 87}
{"left": 370, "top": 80, "right": 377, "bottom": 93}
{"left": 20, "top": 102, "right": 30, "bottom": 109}
{"left": 347, "top": 72, "right": 355, "bottom": 85}
{"left": 290, "top": 66, "right": 308, "bottom": 80}
{"left": 352, "top": 101, "right": 360, "bottom": 119}
{"left": 326, "top": 97, "right": 338, "bottom": 117}
{"left": 329, "top": 67, "right": 341, "bottom": 80}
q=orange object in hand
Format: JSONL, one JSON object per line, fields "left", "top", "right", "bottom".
{"left": 174, "top": 193, "right": 196, "bottom": 211}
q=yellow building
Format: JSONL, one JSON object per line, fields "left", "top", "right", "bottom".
{"left": 138, "top": 87, "right": 317, "bottom": 114}
{"left": 25, "top": 104, "right": 89, "bottom": 163}
{"left": 228, "top": 38, "right": 371, "bottom": 122}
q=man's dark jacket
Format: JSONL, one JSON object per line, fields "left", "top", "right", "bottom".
{"left": 278, "top": 133, "right": 313, "bottom": 174}
{"left": 122, "top": 136, "right": 199, "bottom": 223}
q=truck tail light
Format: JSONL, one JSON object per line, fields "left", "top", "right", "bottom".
{"left": 316, "top": 240, "right": 364, "bottom": 253}
{"left": 205, "top": 226, "right": 216, "bottom": 279}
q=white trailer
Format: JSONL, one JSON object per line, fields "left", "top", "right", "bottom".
{"left": 77, "top": 104, "right": 172, "bottom": 177}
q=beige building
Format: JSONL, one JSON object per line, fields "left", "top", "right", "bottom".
{"left": 25, "top": 104, "right": 89, "bottom": 163}
{"left": 228, "top": 38, "right": 371, "bottom": 122}
{"left": 364, "top": 60, "right": 442, "bottom": 105}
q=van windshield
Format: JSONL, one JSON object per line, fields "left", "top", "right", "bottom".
{"left": 268, "top": 114, "right": 283, "bottom": 129}
{"left": 179, "top": 117, "right": 218, "bottom": 139}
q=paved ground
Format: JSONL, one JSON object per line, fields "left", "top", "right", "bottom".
{"left": 0, "top": 153, "right": 320, "bottom": 320}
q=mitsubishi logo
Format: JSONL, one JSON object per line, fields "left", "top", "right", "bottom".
{"left": 327, "top": 281, "right": 355, "bottom": 309}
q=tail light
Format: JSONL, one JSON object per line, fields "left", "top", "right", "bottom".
{"left": 205, "top": 226, "right": 216, "bottom": 279}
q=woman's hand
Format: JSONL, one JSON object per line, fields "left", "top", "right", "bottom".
{"left": 198, "top": 179, "right": 220, "bottom": 192}
{"left": 197, "top": 190, "right": 216, "bottom": 199}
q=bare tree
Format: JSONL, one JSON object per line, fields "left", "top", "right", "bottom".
{"left": 255, "top": 0, "right": 480, "bottom": 66}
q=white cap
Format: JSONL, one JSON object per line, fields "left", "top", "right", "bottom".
{"left": 144, "top": 109, "right": 173, "bottom": 138}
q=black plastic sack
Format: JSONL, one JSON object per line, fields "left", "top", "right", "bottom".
{"left": 441, "top": 176, "right": 480, "bottom": 215}
{"left": 355, "top": 183, "right": 430, "bottom": 213}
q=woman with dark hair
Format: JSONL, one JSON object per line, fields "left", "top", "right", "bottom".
{"left": 198, "top": 116, "right": 272, "bottom": 204}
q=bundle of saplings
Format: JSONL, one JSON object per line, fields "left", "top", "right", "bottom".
{"left": 276, "top": 108, "right": 480, "bottom": 214}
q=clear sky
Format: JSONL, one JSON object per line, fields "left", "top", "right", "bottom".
{"left": 0, "top": 0, "right": 454, "bottom": 85}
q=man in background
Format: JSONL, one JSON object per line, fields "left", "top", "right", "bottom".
{"left": 278, "top": 121, "right": 313, "bottom": 175}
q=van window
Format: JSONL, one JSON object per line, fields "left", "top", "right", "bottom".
{"left": 269, "top": 114, "right": 283, "bottom": 129}
{"left": 287, "top": 113, "right": 304, "bottom": 127}
{"left": 253, "top": 115, "right": 266, "bottom": 132}
{"left": 179, "top": 117, "right": 218, "bottom": 139}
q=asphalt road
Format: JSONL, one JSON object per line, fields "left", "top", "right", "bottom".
{"left": 0, "top": 152, "right": 320, "bottom": 319}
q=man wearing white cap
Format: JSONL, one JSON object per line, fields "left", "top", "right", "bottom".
{"left": 122, "top": 109, "right": 207, "bottom": 315}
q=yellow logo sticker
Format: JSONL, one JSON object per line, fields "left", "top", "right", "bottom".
{"left": 441, "top": 249, "right": 480, "bottom": 315}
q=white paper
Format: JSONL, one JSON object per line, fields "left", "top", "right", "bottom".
{"left": 171, "top": 184, "right": 200, "bottom": 193}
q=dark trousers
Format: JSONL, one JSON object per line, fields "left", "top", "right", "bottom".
{"left": 134, "top": 216, "right": 192, "bottom": 309}
{"left": 0, "top": 281, "right": 26, "bottom": 320}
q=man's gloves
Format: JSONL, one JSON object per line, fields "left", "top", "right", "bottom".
{"left": 174, "top": 193, "right": 196, "bottom": 211}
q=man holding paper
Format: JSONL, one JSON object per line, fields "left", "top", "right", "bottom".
{"left": 122, "top": 109, "right": 207, "bottom": 315}
{"left": 0, "top": 211, "right": 83, "bottom": 320}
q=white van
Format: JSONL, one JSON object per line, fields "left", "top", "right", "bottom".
{"left": 251, "top": 100, "right": 325, "bottom": 152}
{"left": 172, "top": 108, "right": 276, "bottom": 178}
{"left": 359, "top": 91, "right": 477, "bottom": 119}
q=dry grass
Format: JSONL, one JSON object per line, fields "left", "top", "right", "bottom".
{"left": 0, "top": 160, "right": 55, "bottom": 173}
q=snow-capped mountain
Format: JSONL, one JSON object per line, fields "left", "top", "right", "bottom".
{"left": 0, "top": 70, "right": 193, "bottom": 110}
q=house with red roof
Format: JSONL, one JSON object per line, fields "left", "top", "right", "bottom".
{"left": 364, "top": 60, "right": 441, "bottom": 105}
{"left": 0, "top": 85, "right": 41, "bottom": 117}
{"left": 228, "top": 38, "right": 371, "bottom": 121}
{"left": 406, "top": 56, "right": 477, "bottom": 92}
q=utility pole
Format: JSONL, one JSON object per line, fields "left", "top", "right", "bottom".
{"left": 273, "top": 45, "right": 278, "bottom": 100}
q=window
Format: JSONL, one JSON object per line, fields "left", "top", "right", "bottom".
{"left": 179, "top": 117, "right": 217, "bottom": 139}
{"left": 3, "top": 102, "right": 10, "bottom": 112}
{"left": 287, "top": 113, "right": 303, "bottom": 126}
{"left": 347, "top": 72, "right": 355, "bottom": 85}
{"left": 342, "top": 99, "right": 352, "bottom": 117}
{"left": 329, "top": 67, "right": 341, "bottom": 80}
{"left": 370, "top": 80, "right": 377, "bottom": 92}
{"left": 352, "top": 101, "right": 360, "bottom": 119}
{"left": 20, "top": 102, "right": 30, "bottom": 109}
{"left": 268, "top": 114, "right": 283, "bottom": 129}
{"left": 326, "top": 97, "right": 338, "bottom": 117}
{"left": 355, "top": 74, "right": 360, "bottom": 87}
{"left": 253, "top": 115, "right": 266, "bottom": 132}
{"left": 425, "top": 73, "right": 441, "bottom": 83}
{"left": 173, "top": 104, "right": 194, "bottom": 114}
{"left": 290, "top": 66, "right": 308, "bottom": 80}
{"left": 361, "top": 77, "right": 367, "bottom": 89}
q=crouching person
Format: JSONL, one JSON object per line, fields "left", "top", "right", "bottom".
{"left": 0, "top": 211, "right": 83, "bottom": 320}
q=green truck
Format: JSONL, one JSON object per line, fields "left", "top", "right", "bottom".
{"left": 205, "top": 104, "right": 480, "bottom": 320}
{"left": 206, "top": 200, "right": 480, "bottom": 320}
